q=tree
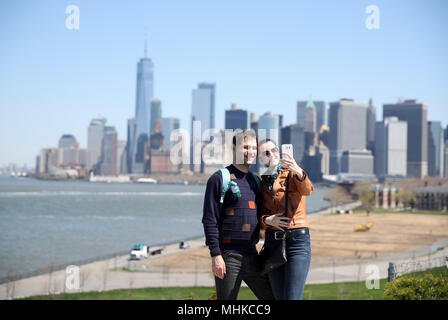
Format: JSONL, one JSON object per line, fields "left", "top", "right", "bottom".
{"left": 324, "top": 186, "right": 352, "bottom": 213}
{"left": 394, "top": 190, "right": 417, "bottom": 209}
{"left": 357, "top": 187, "right": 375, "bottom": 215}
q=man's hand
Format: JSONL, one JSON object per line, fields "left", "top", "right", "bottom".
{"left": 265, "top": 212, "right": 291, "bottom": 231}
{"left": 212, "top": 255, "right": 226, "bottom": 279}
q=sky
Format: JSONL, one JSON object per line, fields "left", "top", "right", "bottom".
{"left": 0, "top": 0, "right": 447, "bottom": 167}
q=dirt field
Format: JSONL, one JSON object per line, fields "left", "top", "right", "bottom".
{"left": 139, "top": 213, "right": 448, "bottom": 272}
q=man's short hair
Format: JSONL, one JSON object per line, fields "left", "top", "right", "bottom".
{"left": 258, "top": 138, "right": 277, "bottom": 148}
{"left": 232, "top": 129, "right": 258, "bottom": 146}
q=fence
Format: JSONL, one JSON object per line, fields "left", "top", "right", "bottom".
{"left": 387, "top": 255, "right": 448, "bottom": 282}
{"left": 0, "top": 234, "right": 204, "bottom": 286}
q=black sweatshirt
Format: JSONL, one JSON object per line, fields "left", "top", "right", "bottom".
{"left": 201, "top": 164, "right": 261, "bottom": 257}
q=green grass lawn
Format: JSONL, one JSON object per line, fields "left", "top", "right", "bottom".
{"left": 18, "top": 279, "right": 388, "bottom": 300}
{"left": 20, "top": 267, "right": 447, "bottom": 300}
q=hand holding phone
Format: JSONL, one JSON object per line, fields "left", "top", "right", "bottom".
{"left": 281, "top": 144, "right": 293, "bottom": 159}
{"left": 281, "top": 144, "right": 303, "bottom": 178}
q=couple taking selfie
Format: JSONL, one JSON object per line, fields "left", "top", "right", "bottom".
{"left": 202, "top": 129, "right": 314, "bottom": 300}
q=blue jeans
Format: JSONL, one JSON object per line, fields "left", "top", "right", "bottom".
{"left": 264, "top": 229, "right": 311, "bottom": 300}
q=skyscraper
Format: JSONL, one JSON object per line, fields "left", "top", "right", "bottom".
{"left": 58, "top": 134, "right": 80, "bottom": 167}
{"left": 191, "top": 82, "right": 216, "bottom": 139}
{"left": 132, "top": 47, "right": 154, "bottom": 174}
{"left": 100, "top": 123, "right": 118, "bottom": 175}
{"left": 328, "top": 98, "right": 368, "bottom": 174}
{"left": 225, "top": 103, "right": 248, "bottom": 131}
{"left": 314, "top": 101, "right": 326, "bottom": 131}
{"left": 88, "top": 116, "right": 107, "bottom": 168}
{"left": 296, "top": 101, "right": 307, "bottom": 128}
{"left": 366, "top": 98, "right": 377, "bottom": 155}
{"left": 126, "top": 118, "right": 136, "bottom": 174}
{"left": 374, "top": 117, "right": 407, "bottom": 177}
{"left": 383, "top": 99, "right": 428, "bottom": 178}
{"left": 281, "top": 124, "right": 305, "bottom": 165}
{"left": 150, "top": 98, "right": 162, "bottom": 135}
{"left": 428, "top": 121, "right": 444, "bottom": 177}
{"left": 304, "top": 99, "right": 316, "bottom": 133}
{"left": 258, "top": 112, "right": 281, "bottom": 145}
{"left": 58, "top": 134, "right": 79, "bottom": 149}
{"left": 161, "top": 117, "right": 180, "bottom": 149}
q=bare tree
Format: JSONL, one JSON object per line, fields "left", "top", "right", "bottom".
{"left": 324, "top": 186, "right": 352, "bottom": 213}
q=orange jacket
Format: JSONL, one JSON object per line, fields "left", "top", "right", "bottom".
{"left": 260, "top": 169, "right": 314, "bottom": 230}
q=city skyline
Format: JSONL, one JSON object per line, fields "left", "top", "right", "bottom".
{"left": 1, "top": 0, "right": 448, "bottom": 167}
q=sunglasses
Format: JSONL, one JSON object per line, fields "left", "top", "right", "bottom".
{"left": 262, "top": 146, "right": 279, "bottom": 157}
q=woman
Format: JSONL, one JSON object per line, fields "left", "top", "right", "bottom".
{"left": 258, "top": 139, "right": 314, "bottom": 300}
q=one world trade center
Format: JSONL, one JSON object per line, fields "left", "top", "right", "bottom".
{"left": 130, "top": 43, "right": 154, "bottom": 174}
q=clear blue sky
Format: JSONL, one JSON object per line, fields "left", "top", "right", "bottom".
{"left": 1, "top": 0, "right": 447, "bottom": 167}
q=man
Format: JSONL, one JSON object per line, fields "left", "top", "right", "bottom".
{"left": 202, "top": 130, "right": 274, "bottom": 300}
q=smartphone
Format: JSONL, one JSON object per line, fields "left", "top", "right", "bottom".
{"left": 281, "top": 144, "right": 293, "bottom": 159}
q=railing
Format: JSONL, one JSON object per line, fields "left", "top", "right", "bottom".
{"left": 387, "top": 255, "right": 448, "bottom": 282}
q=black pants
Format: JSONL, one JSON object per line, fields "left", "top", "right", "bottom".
{"left": 214, "top": 251, "right": 275, "bottom": 300}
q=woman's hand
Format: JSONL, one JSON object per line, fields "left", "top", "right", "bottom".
{"left": 265, "top": 213, "right": 291, "bottom": 231}
{"left": 281, "top": 153, "right": 303, "bottom": 179}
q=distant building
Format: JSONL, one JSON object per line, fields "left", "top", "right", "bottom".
{"left": 78, "top": 149, "right": 93, "bottom": 169}
{"left": 370, "top": 184, "right": 402, "bottom": 209}
{"left": 304, "top": 100, "right": 317, "bottom": 133}
{"left": 117, "top": 140, "right": 127, "bottom": 174}
{"left": 161, "top": 117, "right": 180, "bottom": 149}
{"left": 366, "top": 98, "right": 377, "bottom": 155}
{"left": 250, "top": 112, "right": 258, "bottom": 134}
{"left": 414, "top": 186, "right": 448, "bottom": 211}
{"left": 304, "top": 131, "right": 319, "bottom": 154}
{"left": 39, "top": 148, "right": 59, "bottom": 174}
{"left": 319, "top": 124, "right": 330, "bottom": 147}
{"left": 341, "top": 149, "right": 374, "bottom": 174}
{"left": 314, "top": 101, "right": 326, "bottom": 130}
{"left": 281, "top": 124, "right": 305, "bottom": 165}
{"left": 328, "top": 98, "right": 367, "bottom": 174}
{"left": 57, "top": 134, "right": 80, "bottom": 167}
{"left": 150, "top": 98, "right": 162, "bottom": 135}
{"left": 88, "top": 116, "right": 107, "bottom": 169}
{"left": 125, "top": 118, "right": 136, "bottom": 174}
{"left": 374, "top": 117, "right": 407, "bottom": 178}
{"left": 383, "top": 99, "right": 428, "bottom": 178}
{"left": 225, "top": 103, "right": 248, "bottom": 130}
{"left": 99, "top": 124, "right": 118, "bottom": 175}
{"left": 149, "top": 150, "right": 179, "bottom": 173}
{"left": 258, "top": 112, "right": 281, "bottom": 145}
{"left": 191, "top": 82, "right": 216, "bottom": 137}
{"left": 296, "top": 101, "right": 307, "bottom": 128}
{"left": 303, "top": 142, "right": 329, "bottom": 182}
{"left": 132, "top": 51, "right": 154, "bottom": 174}
{"left": 58, "top": 134, "right": 79, "bottom": 149}
{"left": 428, "top": 121, "right": 444, "bottom": 177}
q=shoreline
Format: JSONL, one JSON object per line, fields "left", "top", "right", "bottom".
{"left": 0, "top": 201, "right": 359, "bottom": 286}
